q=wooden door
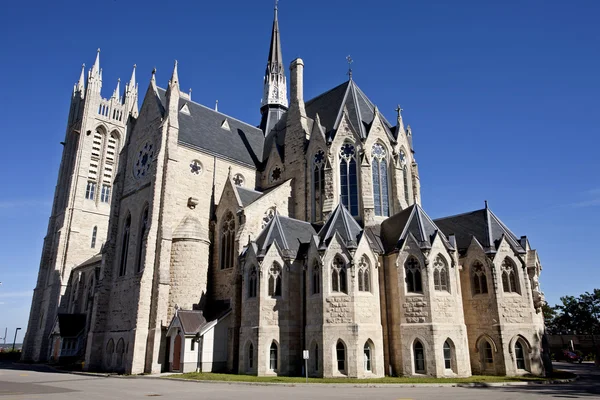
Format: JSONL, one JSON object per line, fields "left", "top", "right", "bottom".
{"left": 172, "top": 335, "right": 182, "bottom": 371}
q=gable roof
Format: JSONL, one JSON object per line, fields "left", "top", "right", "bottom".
{"left": 157, "top": 88, "right": 264, "bottom": 167}
{"left": 305, "top": 80, "right": 393, "bottom": 140}
{"left": 255, "top": 213, "right": 317, "bottom": 257}
{"left": 176, "top": 310, "right": 207, "bottom": 335}
{"left": 236, "top": 186, "right": 264, "bottom": 207}
{"left": 318, "top": 202, "right": 363, "bottom": 248}
{"left": 434, "top": 207, "right": 526, "bottom": 255}
{"left": 380, "top": 204, "right": 454, "bottom": 253}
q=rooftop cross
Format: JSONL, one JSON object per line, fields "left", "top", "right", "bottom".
{"left": 395, "top": 104, "right": 403, "bottom": 117}
{"left": 346, "top": 55, "right": 353, "bottom": 80}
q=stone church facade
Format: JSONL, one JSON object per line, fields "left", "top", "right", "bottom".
{"left": 23, "top": 6, "right": 549, "bottom": 378}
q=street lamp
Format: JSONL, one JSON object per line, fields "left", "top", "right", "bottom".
{"left": 12, "top": 328, "right": 21, "bottom": 351}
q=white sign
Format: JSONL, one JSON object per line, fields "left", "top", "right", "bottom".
{"left": 303, "top": 350, "right": 309, "bottom": 359}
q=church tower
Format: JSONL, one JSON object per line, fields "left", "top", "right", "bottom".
{"left": 259, "top": 1, "right": 288, "bottom": 135}
{"left": 22, "top": 50, "right": 138, "bottom": 362}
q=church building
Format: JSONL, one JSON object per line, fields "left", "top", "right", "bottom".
{"left": 22, "top": 5, "right": 549, "bottom": 378}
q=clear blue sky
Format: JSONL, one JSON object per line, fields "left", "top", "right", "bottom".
{"left": 0, "top": 0, "right": 598, "bottom": 344}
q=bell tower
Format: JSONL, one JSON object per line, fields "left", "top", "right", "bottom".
{"left": 22, "top": 50, "right": 138, "bottom": 362}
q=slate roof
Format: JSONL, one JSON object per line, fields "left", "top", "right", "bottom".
{"left": 305, "top": 80, "right": 394, "bottom": 140}
{"left": 434, "top": 207, "right": 525, "bottom": 255}
{"left": 56, "top": 314, "right": 86, "bottom": 337}
{"left": 317, "top": 202, "right": 363, "bottom": 248}
{"left": 157, "top": 88, "right": 264, "bottom": 167}
{"left": 255, "top": 213, "right": 317, "bottom": 257}
{"left": 236, "top": 187, "right": 264, "bottom": 207}
{"left": 177, "top": 310, "right": 207, "bottom": 335}
{"left": 76, "top": 253, "right": 102, "bottom": 269}
{"left": 380, "top": 204, "right": 453, "bottom": 254}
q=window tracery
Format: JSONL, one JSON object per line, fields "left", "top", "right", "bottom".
{"left": 220, "top": 212, "right": 236, "bottom": 270}
{"left": 331, "top": 256, "right": 347, "bottom": 294}
{"left": 405, "top": 256, "right": 422, "bottom": 293}
{"left": 339, "top": 143, "right": 358, "bottom": 216}
{"left": 433, "top": 255, "right": 450, "bottom": 292}
{"left": 312, "top": 150, "right": 325, "bottom": 221}
{"left": 371, "top": 143, "right": 389, "bottom": 216}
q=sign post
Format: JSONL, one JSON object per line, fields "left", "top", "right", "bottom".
{"left": 303, "top": 350, "right": 309, "bottom": 383}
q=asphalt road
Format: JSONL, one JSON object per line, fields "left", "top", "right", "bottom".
{"left": 0, "top": 361, "right": 598, "bottom": 399}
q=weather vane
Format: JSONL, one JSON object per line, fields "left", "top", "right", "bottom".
{"left": 346, "top": 55, "right": 353, "bottom": 79}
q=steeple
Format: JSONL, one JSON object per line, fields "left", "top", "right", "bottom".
{"left": 86, "top": 49, "right": 102, "bottom": 93}
{"left": 127, "top": 64, "right": 136, "bottom": 93}
{"left": 260, "top": 1, "right": 288, "bottom": 135}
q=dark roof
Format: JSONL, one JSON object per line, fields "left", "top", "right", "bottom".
{"left": 76, "top": 253, "right": 102, "bottom": 269}
{"left": 318, "top": 202, "right": 363, "bottom": 248}
{"left": 305, "top": 80, "right": 393, "bottom": 140}
{"left": 236, "top": 187, "right": 264, "bottom": 207}
{"left": 158, "top": 88, "right": 264, "bottom": 167}
{"left": 256, "top": 213, "right": 316, "bottom": 257}
{"left": 57, "top": 314, "right": 86, "bottom": 337}
{"left": 434, "top": 207, "right": 525, "bottom": 255}
{"left": 177, "top": 310, "right": 207, "bottom": 335}
{"left": 380, "top": 204, "right": 453, "bottom": 254}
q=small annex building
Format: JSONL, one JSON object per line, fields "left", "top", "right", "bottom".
{"left": 166, "top": 309, "right": 231, "bottom": 373}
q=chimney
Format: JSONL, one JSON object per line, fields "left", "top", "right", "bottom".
{"left": 290, "top": 58, "right": 305, "bottom": 109}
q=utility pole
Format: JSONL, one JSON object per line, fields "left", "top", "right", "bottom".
{"left": 2, "top": 327, "right": 6, "bottom": 344}
{"left": 12, "top": 328, "right": 21, "bottom": 351}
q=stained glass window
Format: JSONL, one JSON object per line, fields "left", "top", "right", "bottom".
{"left": 372, "top": 144, "right": 389, "bottom": 216}
{"left": 312, "top": 150, "right": 325, "bottom": 221}
{"left": 339, "top": 143, "right": 359, "bottom": 216}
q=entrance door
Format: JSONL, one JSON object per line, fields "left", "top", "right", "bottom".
{"left": 172, "top": 335, "right": 182, "bottom": 371}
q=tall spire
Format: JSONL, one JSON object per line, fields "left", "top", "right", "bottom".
{"left": 260, "top": 0, "right": 288, "bottom": 134}
{"left": 170, "top": 60, "right": 179, "bottom": 86}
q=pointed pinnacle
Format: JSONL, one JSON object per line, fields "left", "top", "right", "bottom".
{"left": 170, "top": 60, "right": 179, "bottom": 85}
{"left": 77, "top": 63, "right": 86, "bottom": 91}
{"left": 128, "top": 64, "right": 136, "bottom": 90}
{"left": 92, "top": 48, "right": 101, "bottom": 75}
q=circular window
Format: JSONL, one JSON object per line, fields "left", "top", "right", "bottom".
{"left": 134, "top": 142, "right": 155, "bottom": 179}
{"left": 233, "top": 173, "right": 245, "bottom": 187}
{"left": 190, "top": 160, "right": 203, "bottom": 175}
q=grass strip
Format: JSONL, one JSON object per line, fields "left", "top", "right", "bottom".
{"left": 167, "top": 372, "right": 550, "bottom": 384}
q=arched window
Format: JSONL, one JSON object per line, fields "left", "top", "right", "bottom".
{"left": 116, "top": 338, "right": 125, "bottom": 367}
{"left": 501, "top": 258, "right": 519, "bottom": 293}
{"left": 312, "top": 149, "right": 326, "bottom": 221}
{"left": 220, "top": 212, "right": 236, "bottom": 270}
{"left": 106, "top": 338, "right": 115, "bottom": 354}
{"left": 414, "top": 340, "right": 425, "bottom": 373}
{"left": 515, "top": 341, "right": 526, "bottom": 370}
{"left": 364, "top": 341, "right": 372, "bottom": 372}
{"left": 248, "top": 343, "right": 254, "bottom": 370}
{"left": 336, "top": 341, "right": 346, "bottom": 372}
{"left": 312, "top": 262, "right": 320, "bottom": 295}
{"left": 403, "top": 165, "right": 410, "bottom": 204}
{"left": 331, "top": 256, "right": 347, "bottom": 294}
{"left": 358, "top": 256, "right": 370, "bottom": 292}
{"left": 339, "top": 143, "right": 359, "bottom": 216}
{"left": 248, "top": 266, "right": 257, "bottom": 298}
{"left": 119, "top": 215, "right": 131, "bottom": 276}
{"left": 268, "top": 263, "right": 282, "bottom": 297}
{"left": 91, "top": 226, "right": 97, "bottom": 248}
{"left": 136, "top": 207, "right": 149, "bottom": 272}
{"left": 269, "top": 342, "right": 278, "bottom": 371}
{"left": 433, "top": 255, "right": 450, "bottom": 292}
{"left": 86, "top": 181, "right": 96, "bottom": 200}
{"left": 481, "top": 340, "right": 494, "bottom": 369}
{"left": 371, "top": 143, "right": 389, "bottom": 216}
{"left": 405, "top": 256, "right": 422, "bottom": 293}
{"left": 472, "top": 261, "right": 488, "bottom": 295}
{"left": 443, "top": 340, "right": 453, "bottom": 370}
